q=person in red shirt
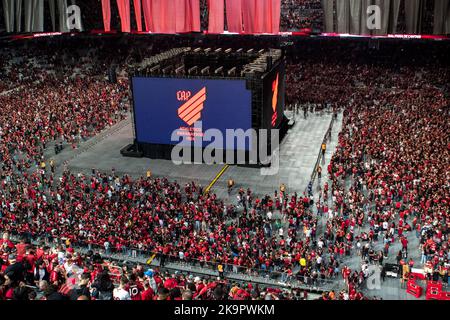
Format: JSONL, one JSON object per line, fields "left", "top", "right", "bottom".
{"left": 15, "top": 238, "right": 28, "bottom": 257}
{"left": 401, "top": 236, "right": 408, "bottom": 254}
{"left": 141, "top": 281, "right": 154, "bottom": 301}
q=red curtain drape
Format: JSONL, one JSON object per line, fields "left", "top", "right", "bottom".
{"left": 242, "top": 0, "right": 257, "bottom": 33}
{"left": 150, "top": 0, "right": 174, "bottom": 33}
{"left": 176, "top": 0, "right": 200, "bottom": 32}
{"left": 242, "top": 0, "right": 280, "bottom": 34}
{"left": 225, "top": 0, "right": 243, "bottom": 33}
{"left": 208, "top": 0, "right": 224, "bottom": 33}
{"left": 271, "top": 0, "right": 281, "bottom": 34}
{"left": 188, "top": 0, "right": 201, "bottom": 32}
{"left": 142, "top": 0, "right": 153, "bottom": 31}
{"left": 133, "top": 0, "right": 143, "bottom": 31}
{"left": 101, "top": 0, "right": 111, "bottom": 32}
{"left": 103, "top": 0, "right": 277, "bottom": 34}
{"left": 146, "top": 0, "right": 199, "bottom": 33}
{"left": 116, "top": 0, "right": 131, "bottom": 32}
{"left": 175, "top": 0, "right": 188, "bottom": 32}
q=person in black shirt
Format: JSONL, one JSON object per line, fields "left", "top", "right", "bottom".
{"left": 4, "top": 255, "right": 25, "bottom": 284}
{"left": 91, "top": 269, "right": 114, "bottom": 300}
{"left": 70, "top": 273, "right": 91, "bottom": 300}
{"left": 396, "top": 250, "right": 402, "bottom": 266}
{"left": 44, "top": 284, "right": 67, "bottom": 300}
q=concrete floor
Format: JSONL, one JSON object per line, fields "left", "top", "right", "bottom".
{"left": 48, "top": 111, "right": 337, "bottom": 199}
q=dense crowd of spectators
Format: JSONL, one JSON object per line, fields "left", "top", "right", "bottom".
{"left": 0, "top": 37, "right": 448, "bottom": 300}
{"left": 286, "top": 41, "right": 449, "bottom": 287}
{"left": 285, "top": 42, "right": 450, "bottom": 108}
{"left": 2, "top": 233, "right": 363, "bottom": 300}
{"left": 0, "top": 40, "right": 135, "bottom": 174}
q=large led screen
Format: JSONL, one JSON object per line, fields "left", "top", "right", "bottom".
{"left": 132, "top": 77, "right": 253, "bottom": 151}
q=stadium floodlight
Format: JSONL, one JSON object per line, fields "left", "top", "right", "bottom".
{"left": 201, "top": 67, "right": 210, "bottom": 75}
{"left": 162, "top": 66, "right": 172, "bottom": 74}
{"left": 228, "top": 67, "right": 236, "bottom": 76}
{"left": 150, "top": 65, "right": 160, "bottom": 73}
{"left": 175, "top": 66, "right": 184, "bottom": 74}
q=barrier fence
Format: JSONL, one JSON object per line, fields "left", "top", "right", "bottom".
{"left": 5, "top": 232, "right": 339, "bottom": 292}
{"left": 307, "top": 112, "right": 335, "bottom": 192}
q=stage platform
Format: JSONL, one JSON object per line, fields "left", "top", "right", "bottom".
{"left": 48, "top": 111, "right": 340, "bottom": 198}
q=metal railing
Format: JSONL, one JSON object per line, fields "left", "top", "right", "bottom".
{"left": 5, "top": 232, "right": 339, "bottom": 292}
{"left": 307, "top": 113, "right": 335, "bottom": 193}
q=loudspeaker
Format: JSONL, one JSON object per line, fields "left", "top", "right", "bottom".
{"left": 267, "top": 56, "right": 273, "bottom": 70}
{"left": 108, "top": 65, "right": 117, "bottom": 83}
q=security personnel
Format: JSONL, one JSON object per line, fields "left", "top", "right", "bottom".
{"left": 280, "top": 183, "right": 286, "bottom": 197}
{"left": 321, "top": 143, "right": 327, "bottom": 157}
{"left": 50, "top": 159, "right": 55, "bottom": 174}
{"left": 218, "top": 264, "right": 224, "bottom": 278}
{"left": 227, "top": 179, "right": 234, "bottom": 194}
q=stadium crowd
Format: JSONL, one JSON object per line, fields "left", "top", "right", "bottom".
{"left": 287, "top": 42, "right": 449, "bottom": 286}
{"left": 280, "top": 0, "right": 323, "bottom": 31}
{"left": 1, "top": 233, "right": 363, "bottom": 300}
{"left": 0, "top": 38, "right": 448, "bottom": 300}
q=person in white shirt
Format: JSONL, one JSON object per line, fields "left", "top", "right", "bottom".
{"left": 328, "top": 210, "right": 334, "bottom": 220}
{"left": 318, "top": 239, "right": 324, "bottom": 249}
{"left": 113, "top": 278, "right": 131, "bottom": 300}
{"left": 316, "top": 255, "right": 322, "bottom": 266}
